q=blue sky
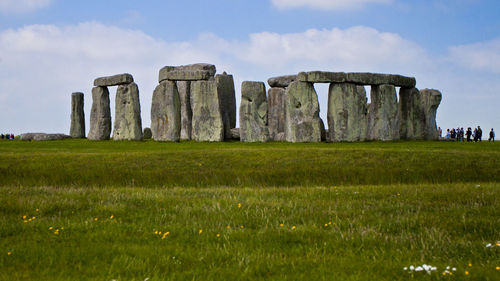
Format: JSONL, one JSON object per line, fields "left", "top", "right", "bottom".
{"left": 1, "top": 0, "right": 499, "bottom": 135}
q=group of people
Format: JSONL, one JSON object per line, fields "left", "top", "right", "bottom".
{"left": 1, "top": 134, "right": 15, "bottom": 140}
{"left": 440, "top": 126, "right": 495, "bottom": 142}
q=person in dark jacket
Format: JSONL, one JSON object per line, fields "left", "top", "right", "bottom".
{"left": 489, "top": 129, "right": 495, "bottom": 142}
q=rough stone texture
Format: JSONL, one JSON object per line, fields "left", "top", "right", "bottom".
{"left": 176, "top": 81, "right": 192, "bottom": 140}
{"left": 113, "top": 82, "right": 143, "bottom": 141}
{"left": 284, "top": 81, "right": 323, "bottom": 143}
{"left": 190, "top": 80, "right": 224, "bottom": 142}
{"left": 367, "top": 84, "right": 400, "bottom": 141}
{"left": 216, "top": 73, "right": 237, "bottom": 139}
{"left": 21, "top": 133, "right": 71, "bottom": 141}
{"left": 398, "top": 87, "right": 424, "bottom": 140}
{"left": 94, "top": 73, "right": 134, "bottom": 87}
{"left": 230, "top": 128, "right": 240, "bottom": 140}
{"left": 159, "top": 63, "right": 216, "bottom": 82}
{"left": 297, "top": 71, "right": 416, "bottom": 88}
{"left": 267, "top": 75, "right": 297, "bottom": 88}
{"left": 327, "top": 83, "right": 368, "bottom": 142}
{"left": 70, "top": 92, "right": 85, "bottom": 138}
{"left": 267, "top": 87, "right": 287, "bottom": 141}
{"left": 88, "top": 86, "right": 111, "bottom": 140}
{"left": 420, "top": 89, "right": 442, "bottom": 140}
{"left": 143, "top": 128, "right": 152, "bottom": 140}
{"left": 239, "top": 81, "right": 269, "bottom": 142}
{"left": 150, "top": 81, "right": 181, "bottom": 142}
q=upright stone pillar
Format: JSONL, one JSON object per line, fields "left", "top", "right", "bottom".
{"left": 420, "top": 89, "right": 442, "bottom": 140}
{"left": 88, "top": 86, "right": 111, "bottom": 140}
{"left": 327, "top": 83, "right": 368, "bottom": 142}
{"left": 70, "top": 92, "right": 85, "bottom": 138}
{"left": 176, "top": 81, "right": 192, "bottom": 140}
{"left": 151, "top": 81, "right": 181, "bottom": 142}
{"left": 216, "top": 73, "right": 237, "bottom": 139}
{"left": 284, "top": 81, "right": 322, "bottom": 143}
{"left": 239, "top": 81, "right": 269, "bottom": 142}
{"left": 267, "top": 87, "right": 287, "bottom": 141}
{"left": 399, "top": 87, "right": 424, "bottom": 140}
{"left": 367, "top": 84, "right": 400, "bottom": 141}
{"left": 190, "top": 80, "right": 224, "bottom": 142}
{"left": 113, "top": 82, "right": 143, "bottom": 141}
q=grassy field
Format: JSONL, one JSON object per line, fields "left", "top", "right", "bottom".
{"left": 0, "top": 140, "right": 499, "bottom": 280}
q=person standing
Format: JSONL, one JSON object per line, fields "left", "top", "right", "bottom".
{"left": 477, "top": 126, "right": 483, "bottom": 142}
{"left": 489, "top": 129, "right": 495, "bottom": 142}
{"left": 466, "top": 128, "right": 472, "bottom": 142}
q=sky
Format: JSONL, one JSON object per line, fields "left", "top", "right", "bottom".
{"left": 0, "top": 0, "right": 499, "bottom": 135}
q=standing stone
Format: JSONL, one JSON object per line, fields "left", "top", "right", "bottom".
{"left": 327, "top": 83, "right": 368, "bottom": 142}
{"left": 176, "top": 81, "right": 192, "bottom": 140}
{"left": 143, "top": 128, "right": 152, "bottom": 140}
{"left": 239, "top": 81, "right": 269, "bottom": 142}
{"left": 190, "top": 80, "right": 224, "bottom": 142}
{"left": 399, "top": 87, "right": 424, "bottom": 140}
{"left": 151, "top": 81, "right": 181, "bottom": 142}
{"left": 88, "top": 86, "right": 111, "bottom": 140}
{"left": 367, "top": 84, "right": 400, "bottom": 141}
{"left": 420, "top": 89, "right": 442, "bottom": 140}
{"left": 267, "top": 87, "right": 287, "bottom": 141}
{"left": 70, "top": 92, "right": 85, "bottom": 138}
{"left": 284, "top": 81, "right": 322, "bottom": 143}
{"left": 113, "top": 82, "right": 143, "bottom": 141}
{"left": 216, "top": 73, "right": 237, "bottom": 139}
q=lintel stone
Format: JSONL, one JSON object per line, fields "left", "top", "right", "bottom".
{"left": 159, "top": 63, "right": 216, "bottom": 82}
{"left": 94, "top": 73, "right": 134, "bottom": 87}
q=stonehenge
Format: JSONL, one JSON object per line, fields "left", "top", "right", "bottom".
{"left": 72, "top": 65, "right": 442, "bottom": 143}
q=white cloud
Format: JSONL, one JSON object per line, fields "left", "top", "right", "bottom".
{"left": 271, "top": 0, "right": 393, "bottom": 10}
{"left": 0, "top": 0, "right": 53, "bottom": 13}
{"left": 449, "top": 39, "right": 500, "bottom": 73}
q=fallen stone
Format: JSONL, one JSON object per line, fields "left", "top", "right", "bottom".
{"left": 239, "top": 81, "right": 269, "bottom": 142}
{"left": 398, "top": 87, "right": 424, "bottom": 140}
{"left": 268, "top": 75, "right": 297, "bottom": 88}
{"left": 159, "top": 63, "right": 216, "bottom": 82}
{"left": 176, "top": 81, "right": 192, "bottom": 140}
{"left": 216, "top": 73, "right": 237, "bottom": 139}
{"left": 297, "top": 71, "right": 346, "bottom": 83}
{"left": 113, "top": 82, "right": 143, "bottom": 141}
{"left": 88, "top": 86, "right": 111, "bottom": 140}
{"left": 190, "top": 80, "right": 224, "bottom": 142}
{"left": 21, "top": 133, "right": 71, "bottom": 141}
{"left": 143, "top": 127, "right": 152, "bottom": 140}
{"left": 327, "top": 83, "right": 368, "bottom": 142}
{"left": 230, "top": 128, "right": 240, "bottom": 140}
{"left": 151, "top": 81, "right": 181, "bottom": 142}
{"left": 267, "top": 87, "right": 287, "bottom": 141}
{"left": 367, "top": 84, "right": 400, "bottom": 141}
{"left": 284, "top": 81, "right": 323, "bottom": 142}
{"left": 94, "top": 73, "right": 134, "bottom": 87}
{"left": 420, "top": 89, "right": 442, "bottom": 140}
{"left": 70, "top": 92, "right": 85, "bottom": 138}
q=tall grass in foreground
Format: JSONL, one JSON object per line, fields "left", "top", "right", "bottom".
{"left": 0, "top": 184, "right": 499, "bottom": 280}
{"left": 0, "top": 140, "right": 499, "bottom": 187}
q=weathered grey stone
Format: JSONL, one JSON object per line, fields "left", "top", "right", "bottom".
{"left": 398, "top": 87, "right": 424, "bottom": 140}
{"left": 230, "top": 128, "right": 240, "bottom": 140}
{"left": 268, "top": 75, "right": 297, "bottom": 88}
{"left": 88, "top": 86, "right": 111, "bottom": 140}
{"left": 327, "top": 83, "right": 368, "bottom": 142}
{"left": 143, "top": 128, "right": 152, "bottom": 140}
{"left": 284, "top": 81, "right": 323, "bottom": 143}
{"left": 367, "top": 84, "right": 400, "bottom": 141}
{"left": 70, "top": 92, "right": 85, "bottom": 138}
{"left": 94, "top": 73, "right": 134, "bottom": 87}
{"left": 21, "top": 133, "right": 71, "bottom": 141}
{"left": 239, "top": 81, "right": 269, "bottom": 142}
{"left": 267, "top": 87, "right": 287, "bottom": 141}
{"left": 216, "top": 73, "right": 237, "bottom": 139}
{"left": 420, "top": 89, "right": 442, "bottom": 140}
{"left": 297, "top": 71, "right": 347, "bottom": 83}
{"left": 150, "top": 81, "right": 181, "bottom": 142}
{"left": 190, "top": 80, "right": 224, "bottom": 142}
{"left": 113, "top": 82, "right": 143, "bottom": 141}
{"left": 297, "top": 71, "right": 416, "bottom": 88}
{"left": 176, "top": 81, "right": 192, "bottom": 140}
{"left": 159, "top": 63, "right": 216, "bottom": 82}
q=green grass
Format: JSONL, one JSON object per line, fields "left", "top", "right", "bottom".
{"left": 0, "top": 140, "right": 499, "bottom": 280}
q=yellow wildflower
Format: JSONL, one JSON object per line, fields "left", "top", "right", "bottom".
{"left": 496, "top": 266, "right": 500, "bottom": 271}
{"left": 226, "top": 225, "right": 231, "bottom": 229}
{"left": 465, "top": 271, "right": 469, "bottom": 275}
{"left": 199, "top": 229, "right": 203, "bottom": 235}
{"left": 468, "top": 263, "right": 472, "bottom": 267}
{"left": 328, "top": 222, "right": 332, "bottom": 225}
{"left": 240, "top": 225, "right": 244, "bottom": 229}
{"left": 216, "top": 233, "right": 221, "bottom": 238}
{"left": 324, "top": 224, "right": 328, "bottom": 227}
{"left": 36, "top": 209, "right": 39, "bottom": 212}
{"left": 94, "top": 218, "right": 98, "bottom": 221}
{"left": 280, "top": 224, "right": 284, "bottom": 227}
{"left": 154, "top": 231, "right": 158, "bottom": 235}
{"left": 23, "top": 220, "right": 28, "bottom": 223}
{"left": 61, "top": 227, "right": 64, "bottom": 230}
{"left": 49, "top": 227, "right": 53, "bottom": 230}
{"left": 110, "top": 215, "right": 114, "bottom": 219}
{"left": 238, "top": 203, "right": 242, "bottom": 208}
{"left": 292, "top": 226, "right": 296, "bottom": 230}
{"left": 22, "top": 215, "right": 26, "bottom": 219}
{"left": 32, "top": 217, "right": 36, "bottom": 220}
{"left": 7, "top": 252, "right": 12, "bottom": 256}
